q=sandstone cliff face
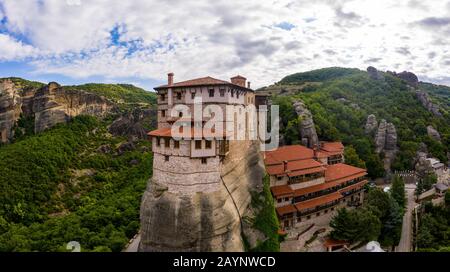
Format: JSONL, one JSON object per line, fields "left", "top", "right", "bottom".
{"left": 0, "top": 79, "right": 116, "bottom": 143}
{"left": 293, "top": 100, "right": 319, "bottom": 148}
{"left": 372, "top": 118, "right": 398, "bottom": 174}
{"left": 138, "top": 140, "right": 265, "bottom": 252}
{"left": 417, "top": 91, "right": 442, "bottom": 117}
{"left": 0, "top": 80, "right": 22, "bottom": 142}
{"left": 109, "top": 107, "right": 156, "bottom": 140}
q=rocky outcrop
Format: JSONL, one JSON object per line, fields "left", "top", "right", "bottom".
{"left": 365, "top": 114, "right": 378, "bottom": 134}
{"left": 109, "top": 107, "right": 156, "bottom": 140}
{"left": 373, "top": 119, "right": 398, "bottom": 174}
{"left": 416, "top": 91, "right": 442, "bottom": 117}
{"left": 375, "top": 119, "right": 397, "bottom": 153}
{"left": 0, "top": 80, "right": 21, "bottom": 142}
{"left": 138, "top": 140, "right": 265, "bottom": 252}
{"left": 367, "top": 66, "right": 384, "bottom": 81}
{"left": 0, "top": 79, "right": 117, "bottom": 143}
{"left": 427, "top": 125, "right": 441, "bottom": 142}
{"left": 388, "top": 70, "right": 419, "bottom": 88}
{"left": 33, "top": 82, "right": 116, "bottom": 132}
{"left": 293, "top": 100, "right": 319, "bottom": 148}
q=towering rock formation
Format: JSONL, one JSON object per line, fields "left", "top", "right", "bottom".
{"left": 426, "top": 125, "right": 441, "bottom": 142}
{"left": 0, "top": 79, "right": 116, "bottom": 143}
{"left": 388, "top": 70, "right": 419, "bottom": 88}
{"left": 365, "top": 114, "right": 378, "bottom": 134}
{"left": 416, "top": 91, "right": 442, "bottom": 117}
{"left": 0, "top": 80, "right": 22, "bottom": 142}
{"left": 293, "top": 100, "right": 319, "bottom": 148}
{"left": 367, "top": 66, "right": 384, "bottom": 81}
{"left": 373, "top": 119, "right": 398, "bottom": 174}
{"left": 139, "top": 140, "right": 265, "bottom": 251}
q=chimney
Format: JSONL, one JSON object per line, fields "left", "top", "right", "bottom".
{"left": 247, "top": 81, "right": 251, "bottom": 89}
{"left": 168, "top": 72, "right": 174, "bottom": 86}
{"left": 231, "top": 75, "right": 246, "bottom": 87}
{"left": 283, "top": 160, "right": 288, "bottom": 172}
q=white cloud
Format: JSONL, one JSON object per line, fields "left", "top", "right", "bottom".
{"left": 0, "top": 33, "right": 38, "bottom": 61}
{"left": 0, "top": 0, "right": 449, "bottom": 87}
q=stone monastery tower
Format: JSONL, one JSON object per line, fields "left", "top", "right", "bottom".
{"left": 139, "top": 73, "right": 265, "bottom": 251}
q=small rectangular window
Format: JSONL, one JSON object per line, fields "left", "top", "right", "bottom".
{"left": 174, "top": 141, "right": 180, "bottom": 149}
{"left": 205, "top": 140, "right": 212, "bottom": 149}
{"left": 161, "top": 110, "right": 166, "bottom": 117}
{"left": 209, "top": 89, "right": 214, "bottom": 97}
{"left": 165, "top": 138, "right": 170, "bottom": 148}
{"left": 156, "top": 137, "right": 161, "bottom": 146}
{"left": 177, "top": 92, "right": 182, "bottom": 100}
{"left": 201, "top": 158, "right": 207, "bottom": 164}
{"left": 316, "top": 212, "right": 320, "bottom": 217}
{"left": 161, "top": 94, "right": 165, "bottom": 101}
{"left": 195, "top": 140, "right": 202, "bottom": 149}
{"left": 191, "top": 92, "right": 195, "bottom": 99}
{"left": 165, "top": 155, "right": 169, "bottom": 162}
{"left": 277, "top": 198, "right": 282, "bottom": 203}
{"left": 220, "top": 89, "right": 225, "bottom": 97}
{"left": 231, "top": 90, "right": 234, "bottom": 97}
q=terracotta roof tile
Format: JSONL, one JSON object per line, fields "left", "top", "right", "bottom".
{"left": 264, "top": 145, "right": 315, "bottom": 165}
{"left": 155, "top": 76, "right": 252, "bottom": 90}
{"left": 295, "top": 192, "right": 342, "bottom": 211}
{"left": 294, "top": 178, "right": 367, "bottom": 197}
{"left": 276, "top": 205, "right": 297, "bottom": 216}
{"left": 339, "top": 180, "right": 368, "bottom": 194}
{"left": 271, "top": 185, "right": 294, "bottom": 197}
{"left": 287, "top": 166, "right": 326, "bottom": 178}
{"left": 325, "top": 163, "right": 367, "bottom": 182}
{"left": 148, "top": 127, "right": 228, "bottom": 139}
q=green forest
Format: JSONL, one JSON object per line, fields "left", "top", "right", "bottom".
{"left": 0, "top": 116, "right": 153, "bottom": 252}
{"left": 264, "top": 67, "right": 450, "bottom": 178}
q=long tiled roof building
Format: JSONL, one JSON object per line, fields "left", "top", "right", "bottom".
{"left": 264, "top": 143, "right": 368, "bottom": 230}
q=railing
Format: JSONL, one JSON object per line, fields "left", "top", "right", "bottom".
{"left": 297, "top": 200, "right": 340, "bottom": 217}
{"left": 294, "top": 179, "right": 367, "bottom": 202}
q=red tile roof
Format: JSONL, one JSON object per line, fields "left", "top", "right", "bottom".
{"left": 155, "top": 76, "right": 252, "bottom": 91}
{"left": 325, "top": 163, "right": 367, "bottom": 183}
{"left": 320, "top": 142, "right": 344, "bottom": 152}
{"left": 264, "top": 145, "right": 315, "bottom": 165}
{"left": 276, "top": 205, "right": 297, "bottom": 216}
{"left": 295, "top": 192, "right": 342, "bottom": 211}
{"left": 271, "top": 185, "right": 294, "bottom": 197}
{"left": 293, "top": 178, "right": 367, "bottom": 197}
{"left": 287, "top": 159, "right": 324, "bottom": 171}
{"left": 266, "top": 159, "right": 325, "bottom": 176}
{"left": 339, "top": 180, "right": 368, "bottom": 194}
{"left": 287, "top": 166, "right": 326, "bottom": 178}
{"left": 314, "top": 142, "right": 345, "bottom": 158}
{"left": 148, "top": 127, "right": 228, "bottom": 139}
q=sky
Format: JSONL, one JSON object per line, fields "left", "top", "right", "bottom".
{"left": 0, "top": 0, "right": 449, "bottom": 91}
